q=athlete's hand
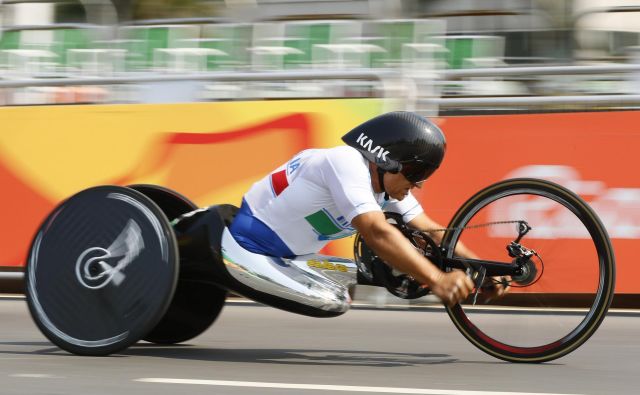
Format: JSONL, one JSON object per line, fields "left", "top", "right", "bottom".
{"left": 429, "top": 270, "right": 474, "bottom": 307}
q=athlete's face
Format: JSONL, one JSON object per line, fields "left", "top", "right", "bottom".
{"left": 383, "top": 172, "right": 424, "bottom": 200}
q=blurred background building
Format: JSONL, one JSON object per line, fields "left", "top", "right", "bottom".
{"left": 1, "top": 0, "right": 640, "bottom": 113}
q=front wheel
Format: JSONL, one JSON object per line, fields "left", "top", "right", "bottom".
{"left": 441, "top": 178, "right": 615, "bottom": 363}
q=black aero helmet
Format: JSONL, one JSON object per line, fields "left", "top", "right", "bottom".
{"left": 342, "top": 111, "right": 446, "bottom": 183}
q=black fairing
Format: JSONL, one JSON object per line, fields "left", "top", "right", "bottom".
{"left": 341, "top": 111, "right": 446, "bottom": 173}
{"left": 173, "top": 206, "right": 344, "bottom": 318}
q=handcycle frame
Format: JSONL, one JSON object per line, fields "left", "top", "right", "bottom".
{"left": 25, "top": 179, "right": 615, "bottom": 362}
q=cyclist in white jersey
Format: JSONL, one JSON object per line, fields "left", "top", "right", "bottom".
{"left": 230, "top": 111, "right": 509, "bottom": 306}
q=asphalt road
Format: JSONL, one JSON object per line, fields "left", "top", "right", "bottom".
{"left": 1, "top": 297, "right": 639, "bottom": 395}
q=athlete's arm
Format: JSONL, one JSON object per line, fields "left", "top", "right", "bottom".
{"left": 408, "top": 212, "right": 510, "bottom": 300}
{"left": 351, "top": 211, "right": 473, "bottom": 306}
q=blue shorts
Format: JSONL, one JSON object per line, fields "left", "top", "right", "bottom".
{"left": 229, "top": 199, "right": 295, "bottom": 258}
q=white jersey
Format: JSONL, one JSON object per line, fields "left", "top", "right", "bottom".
{"left": 242, "top": 146, "right": 423, "bottom": 255}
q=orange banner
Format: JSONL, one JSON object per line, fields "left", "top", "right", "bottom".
{"left": 420, "top": 111, "right": 640, "bottom": 293}
{"left": 1, "top": 105, "right": 638, "bottom": 294}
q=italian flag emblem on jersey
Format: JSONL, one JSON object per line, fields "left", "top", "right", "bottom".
{"left": 270, "top": 167, "right": 354, "bottom": 240}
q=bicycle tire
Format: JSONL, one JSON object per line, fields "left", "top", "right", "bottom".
{"left": 441, "top": 178, "right": 615, "bottom": 363}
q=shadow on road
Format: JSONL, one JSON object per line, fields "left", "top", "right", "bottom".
{"left": 0, "top": 341, "right": 459, "bottom": 366}
{"left": 0, "top": 341, "right": 525, "bottom": 366}
{"left": 122, "top": 344, "right": 461, "bottom": 367}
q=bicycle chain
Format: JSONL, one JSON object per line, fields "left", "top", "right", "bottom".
{"left": 424, "top": 220, "right": 525, "bottom": 234}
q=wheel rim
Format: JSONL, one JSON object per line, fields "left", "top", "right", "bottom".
{"left": 442, "top": 180, "right": 614, "bottom": 361}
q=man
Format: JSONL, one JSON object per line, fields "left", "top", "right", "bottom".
{"left": 229, "top": 111, "right": 508, "bottom": 306}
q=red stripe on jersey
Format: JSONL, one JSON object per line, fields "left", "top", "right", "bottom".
{"left": 271, "top": 169, "right": 289, "bottom": 196}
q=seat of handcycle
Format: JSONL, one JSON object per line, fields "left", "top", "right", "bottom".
{"left": 173, "top": 204, "right": 356, "bottom": 318}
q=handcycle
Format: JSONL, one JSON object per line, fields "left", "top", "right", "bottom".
{"left": 25, "top": 178, "right": 615, "bottom": 363}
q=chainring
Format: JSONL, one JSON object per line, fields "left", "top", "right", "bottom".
{"left": 354, "top": 212, "right": 443, "bottom": 299}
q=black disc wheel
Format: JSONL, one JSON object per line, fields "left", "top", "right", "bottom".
{"left": 441, "top": 178, "right": 615, "bottom": 363}
{"left": 25, "top": 186, "right": 179, "bottom": 356}
{"left": 141, "top": 274, "right": 227, "bottom": 344}
{"left": 128, "top": 184, "right": 228, "bottom": 345}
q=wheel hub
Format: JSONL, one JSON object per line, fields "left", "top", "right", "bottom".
{"left": 511, "top": 257, "right": 538, "bottom": 286}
